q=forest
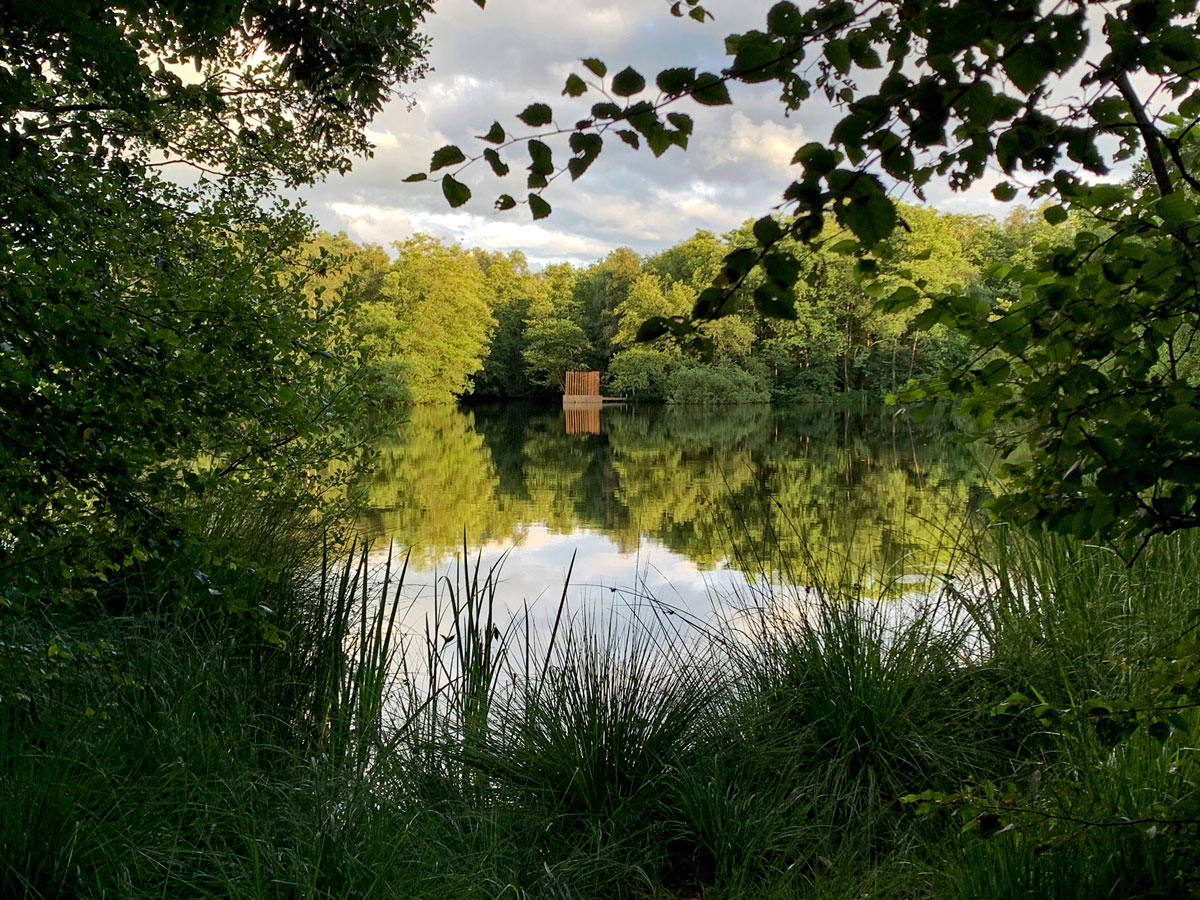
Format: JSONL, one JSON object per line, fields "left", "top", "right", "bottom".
{"left": 329, "top": 203, "right": 1064, "bottom": 406}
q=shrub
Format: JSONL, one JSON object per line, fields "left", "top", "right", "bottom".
{"left": 606, "top": 347, "right": 681, "bottom": 400}
{"left": 667, "top": 363, "right": 769, "bottom": 404}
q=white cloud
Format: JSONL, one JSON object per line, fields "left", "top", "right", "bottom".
{"left": 328, "top": 202, "right": 415, "bottom": 246}
{"left": 702, "top": 111, "right": 805, "bottom": 173}
{"left": 298, "top": 0, "right": 1014, "bottom": 264}
{"left": 364, "top": 129, "right": 401, "bottom": 150}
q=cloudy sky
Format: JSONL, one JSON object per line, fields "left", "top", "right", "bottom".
{"left": 298, "top": 0, "right": 1011, "bottom": 267}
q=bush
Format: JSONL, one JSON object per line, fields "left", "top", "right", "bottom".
{"left": 769, "top": 361, "right": 840, "bottom": 402}
{"left": 606, "top": 347, "right": 681, "bottom": 400}
{"left": 667, "top": 363, "right": 769, "bottom": 404}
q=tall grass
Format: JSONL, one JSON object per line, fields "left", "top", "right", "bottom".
{"left": 936, "top": 525, "right": 1200, "bottom": 898}
{"left": 6, "top": 517, "right": 1200, "bottom": 899}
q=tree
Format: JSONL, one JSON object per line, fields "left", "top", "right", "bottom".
{"left": 472, "top": 250, "right": 540, "bottom": 398}
{"left": 1, "top": 0, "right": 432, "bottom": 584}
{"left": 425, "top": 0, "right": 1200, "bottom": 542}
{"left": 573, "top": 247, "right": 642, "bottom": 365}
{"left": 612, "top": 274, "right": 691, "bottom": 352}
{"left": 645, "top": 230, "right": 726, "bottom": 290}
{"left": 361, "top": 236, "right": 496, "bottom": 403}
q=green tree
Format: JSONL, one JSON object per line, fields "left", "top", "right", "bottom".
{"left": 523, "top": 319, "right": 593, "bottom": 391}
{"left": 612, "top": 274, "right": 692, "bottom": 352}
{"left": 607, "top": 348, "right": 682, "bottom": 401}
{"left": 473, "top": 250, "right": 540, "bottom": 398}
{"left": 361, "top": 236, "right": 496, "bottom": 404}
{"left": 2, "top": 1, "right": 431, "bottom": 582}
{"left": 303, "top": 232, "right": 390, "bottom": 310}
{"left": 645, "top": 230, "right": 725, "bottom": 290}
{"left": 573, "top": 247, "right": 642, "bottom": 365}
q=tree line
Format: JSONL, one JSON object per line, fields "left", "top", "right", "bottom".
{"left": 325, "top": 202, "right": 1067, "bottom": 406}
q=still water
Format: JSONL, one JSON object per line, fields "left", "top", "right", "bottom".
{"left": 356, "top": 402, "right": 986, "bottom": 626}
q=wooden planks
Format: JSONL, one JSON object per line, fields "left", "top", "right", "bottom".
{"left": 563, "top": 370, "right": 600, "bottom": 396}
{"left": 564, "top": 405, "right": 601, "bottom": 434}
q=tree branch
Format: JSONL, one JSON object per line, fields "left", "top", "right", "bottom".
{"left": 1113, "top": 71, "right": 1173, "bottom": 196}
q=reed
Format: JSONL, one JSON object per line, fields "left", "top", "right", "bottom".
{"left": 6, "top": 521, "right": 1200, "bottom": 898}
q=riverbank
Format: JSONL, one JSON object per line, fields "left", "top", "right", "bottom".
{"left": 3, "top": 525, "right": 1199, "bottom": 899}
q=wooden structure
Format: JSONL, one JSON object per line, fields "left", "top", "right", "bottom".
{"left": 563, "top": 370, "right": 601, "bottom": 398}
{"left": 562, "top": 370, "right": 623, "bottom": 434}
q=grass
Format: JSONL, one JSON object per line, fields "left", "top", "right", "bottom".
{"left": 4, "top": 519, "right": 1200, "bottom": 898}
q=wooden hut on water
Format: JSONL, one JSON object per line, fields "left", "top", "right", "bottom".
{"left": 562, "top": 371, "right": 622, "bottom": 434}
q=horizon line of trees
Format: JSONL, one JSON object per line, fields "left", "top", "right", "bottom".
{"left": 323, "top": 202, "right": 1071, "bottom": 406}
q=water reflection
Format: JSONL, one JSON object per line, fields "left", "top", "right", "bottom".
{"left": 357, "top": 402, "right": 983, "bottom": 607}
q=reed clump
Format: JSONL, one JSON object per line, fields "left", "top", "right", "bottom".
{"left": 4, "top": 524, "right": 1200, "bottom": 898}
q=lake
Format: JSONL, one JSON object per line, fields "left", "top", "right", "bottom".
{"left": 355, "top": 402, "right": 987, "bottom": 633}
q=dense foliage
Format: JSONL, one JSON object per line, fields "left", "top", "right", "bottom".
{"left": 330, "top": 203, "right": 1066, "bottom": 407}
{"left": 6, "top": 1, "right": 1200, "bottom": 896}
{"left": 0, "top": 0, "right": 431, "bottom": 588}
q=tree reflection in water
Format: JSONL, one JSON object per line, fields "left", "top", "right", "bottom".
{"left": 357, "top": 402, "right": 983, "bottom": 601}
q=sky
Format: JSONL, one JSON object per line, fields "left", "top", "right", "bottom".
{"left": 298, "top": 0, "right": 1015, "bottom": 267}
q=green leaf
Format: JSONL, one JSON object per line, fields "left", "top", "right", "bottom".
{"left": 792, "top": 142, "right": 839, "bottom": 174}
{"left": 851, "top": 42, "right": 882, "bottom": 69}
{"left": 692, "top": 287, "right": 725, "bottom": 318}
{"left": 730, "top": 31, "right": 783, "bottom": 82}
{"left": 403, "top": 172, "right": 427, "bottom": 183}
{"left": 767, "top": 1, "right": 802, "bottom": 35}
{"left": 569, "top": 132, "right": 602, "bottom": 159}
{"left": 612, "top": 67, "right": 647, "bottom": 97}
{"left": 567, "top": 133, "right": 602, "bottom": 179}
{"left": 647, "top": 127, "right": 673, "bottom": 157}
{"left": 882, "top": 285, "right": 920, "bottom": 311}
{"left": 1180, "top": 89, "right": 1200, "bottom": 120}
{"left": 754, "top": 286, "right": 797, "bottom": 319}
{"left": 478, "top": 121, "right": 506, "bottom": 144}
{"left": 762, "top": 252, "right": 800, "bottom": 287}
{"left": 442, "top": 174, "right": 471, "bottom": 208}
{"left": 562, "top": 74, "right": 587, "bottom": 97}
{"left": 656, "top": 67, "right": 697, "bottom": 95}
{"left": 528, "top": 194, "right": 551, "bottom": 220}
{"left": 722, "top": 248, "right": 759, "bottom": 279}
{"left": 616, "top": 130, "right": 640, "bottom": 149}
{"left": 483, "top": 148, "right": 509, "bottom": 177}
{"left": 1043, "top": 205, "right": 1069, "bottom": 225}
{"left": 691, "top": 72, "right": 732, "bottom": 106}
{"left": 495, "top": 194, "right": 517, "bottom": 210}
{"left": 582, "top": 58, "right": 607, "bottom": 78}
{"left": 636, "top": 316, "right": 671, "bottom": 341}
{"left": 1003, "top": 41, "right": 1055, "bottom": 95}
{"left": 992, "top": 182, "right": 1017, "bottom": 201}
{"left": 430, "top": 144, "right": 466, "bottom": 171}
{"left": 666, "top": 112, "right": 694, "bottom": 135}
{"left": 528, "top": 140, "right": 553, "bottom": 175}
{"left": 591, "top": 102, "right": 623, "bottom": 121}
{"left": 753, "top": 215, "right": 784, "bottom": 245}
{"left": 838, "top": 186, "right": 897, "bottom": 245}
{"left": 518, "top": 103, "right": 553, "bottom": 127}
{"left": 824, "top": 39, "right": 851, "bottom": 75}
{"left": 1156, "top": 192, "right": 1196, "bottom": 225}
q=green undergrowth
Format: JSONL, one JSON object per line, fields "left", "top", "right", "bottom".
{"left": 3, "top": 524, "right": 1200, "bottom": 898}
